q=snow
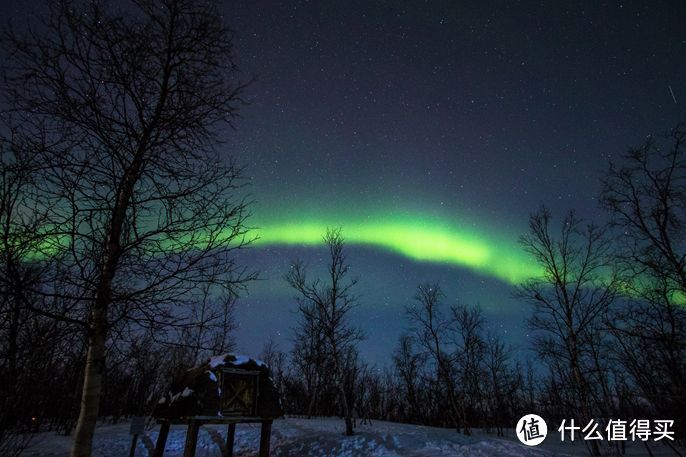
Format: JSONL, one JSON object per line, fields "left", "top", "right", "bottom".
{"left": 208, "top": 355, "right": 228, "bottom": 368}
{"left": 206, "top": 370, "right": 217, "bottom": 382}
{"left": 208, "top": 353, "right": 266, "bottom": 369}
{"left": 180, "top": 387, "right": 193, "bottom": 398}
{"left": 168, "top": 391, "right": 182, "bottom": 404}
{"left": 232, "top": 354, "right": 266, "bottom": 367}
{"left": 18, "top": 417, "right": 685, "bottom": 457}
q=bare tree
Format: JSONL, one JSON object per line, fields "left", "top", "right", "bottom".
{"left": 260, "top": 337, "right": 288, "bottom": 408}
{"left": 602, "top": 124, "right": 686, "bottom": 294}
{"left": 450, "top": 303, "right": 486, "bottom": 435}
{"left": 0, "top": 126, "right": 56, "bottom": 456}
{"left": 392, "top": 334, "right": 424, "bottom": 423}
{"left": 517, "top": 207, "right": 616, "bottom": 456}
{"left": 601, "top": 124, "right": 686, "bottom": 433}
{"left": 404, "top": 285, "right": 506, "bottom": 434}
{"left": 483, "top": 335, "right": 513, "bottom": 437}
{"left": 1, "top": 1, "right": 254, "bottom": 455}
{"left": 285, "top": 227, "right": 362, "bottom": 436}
{"left": 291, "top": 307, "right": 328, "bottom": 418}
{"left": 180, "top": 286, "right": 238, "bottom": 367}
{"left": 406, "top": 283, "right": 464, "bottom": 433}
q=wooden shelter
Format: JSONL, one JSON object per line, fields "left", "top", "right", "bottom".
{"left": 152, "top": 354, "right": 283, "bottom": 457}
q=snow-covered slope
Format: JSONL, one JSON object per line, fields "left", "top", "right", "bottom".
{"left": 20, "top": 417, "right": 564, "bottom": 457}
{"left": 22, "top": 417, "right": 679, "bottom": 456}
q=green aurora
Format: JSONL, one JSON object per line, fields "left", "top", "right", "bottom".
{"left": 252, "top": 217, "right": 542, "bottom": 285}
{"left": 22, "top": 211, "right": 541, "bottom": 286}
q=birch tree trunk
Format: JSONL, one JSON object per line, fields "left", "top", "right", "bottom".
{"left": 71, "top": 306, "right": 107, "bottom": 457}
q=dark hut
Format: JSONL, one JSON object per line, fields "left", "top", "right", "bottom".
{"left": 152, "top": 354, "right": 283, "bottom": 457}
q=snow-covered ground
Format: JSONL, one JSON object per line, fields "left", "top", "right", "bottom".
{"left": 19, "top": 417, "right": 683, "bottom": 457}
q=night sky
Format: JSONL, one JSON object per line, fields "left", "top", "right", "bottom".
{"left": 3, "top": 0, "right": 686, "bottom": 364}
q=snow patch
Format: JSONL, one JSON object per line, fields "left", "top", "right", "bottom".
{"left": 232, "top": 354, "right": 266, "bottom": 367}
{"left": 168, "top": 390, "right": 181, "bottom": 404}
{"left": 209, "top": 354, "right": 229, "bottom": 368}
{"left": 181, "top": 387, "right": 193, "bottom": 398}
{"left": 168, "top": 387, "right": 193, "bottom": 404}
{"left": 206, "top": 370, "right": 217, "bottom": 382}
{"left": 208, "top": 353, "right": 266, "bottom": 368}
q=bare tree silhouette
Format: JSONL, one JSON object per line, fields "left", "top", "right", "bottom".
{"left": 601, "top": 124, "right": 686, "bottom": 435}
{"left": 517, "top": 208, "right": 617, "bottom": 456}
{"left": 1, "top": 1, "right": 254, "bottom": 455}
{"left": 285, "top": 227, "right": 363, "bottom": 436}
